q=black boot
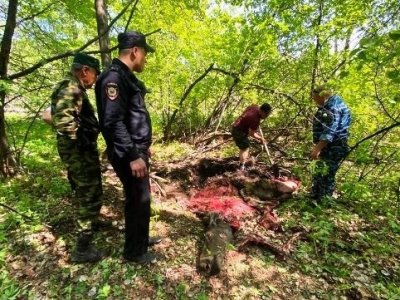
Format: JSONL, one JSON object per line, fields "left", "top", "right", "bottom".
{"left": 71, "top": 233, "right": 103, "bottom": 263}
{"left": 148, "top": 236, "right": 162, "bottom": 247}
{"left": 124, "top": 252, "right": 157, "bottom": 264}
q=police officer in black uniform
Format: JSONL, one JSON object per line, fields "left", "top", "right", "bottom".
{"left": 95, "top": 31, "right": 160, "bottom": 264}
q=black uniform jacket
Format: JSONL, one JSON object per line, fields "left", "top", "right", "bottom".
{"left": 95, "top": 58, "right": 152, "bottom": 162}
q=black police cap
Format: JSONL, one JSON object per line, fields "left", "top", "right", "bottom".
{"left": 118, "top": 31, "right": 155, "bottom": 53}
{"left": 73, "top": 53, "right": 101, "bottom": 74}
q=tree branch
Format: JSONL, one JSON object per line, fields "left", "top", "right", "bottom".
{"left": 145, "top": 28, "right": 162, "bottom": 37}
{"left": 16, "top": 99, "right": 49, "bottom": 163}
{"left": 163, "top": 63, "right": 215, "bottom": 140}
{"left": 0, "top": 202, "right": 33, "bottom": 220}
{"left": 124, "top": 0, "right": 139, "bottom": 32}
{"left": 246, "top": 83, "right": 302, "bottom": 108}
{"left": 211, "top": 67, "right": 239, "bottom": 78}
{"left": 343, "top": 122, "right": 400, "bottom": 162}
{"left": 15, "top": 2, "right": 58, "bottom": 27}
{"left": 7, "top": 0, "right": 137, "bottom": 80}
{"left": 373, "top": 68, "right": 397, "bottom": 122}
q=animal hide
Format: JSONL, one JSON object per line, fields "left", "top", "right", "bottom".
{"left": 198, "top": 213, "right": 233, "bottom": 276}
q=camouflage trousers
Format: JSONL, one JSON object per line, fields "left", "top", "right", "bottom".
{"left": 57, "top": 136, "right": 103, "bottom": 234}
{"left": 312, "top": 142, "right": 349, "bottom": 200}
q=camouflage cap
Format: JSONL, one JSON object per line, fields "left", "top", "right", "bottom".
{"left": 118, "top": 31, "right": 155, "bottom": 53}
{"left": 73, "top": 53, "right": 101, "bottom": 74}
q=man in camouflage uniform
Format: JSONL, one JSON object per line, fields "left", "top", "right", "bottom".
{"left": 51, "top": 53, "right": 104, "bottom": 263}
{"left": 310, "top": 85, "right": 352, "bottom": 201}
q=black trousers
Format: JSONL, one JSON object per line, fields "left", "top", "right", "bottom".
{"left": 111, "top": 155, "right": 150, "bottom": 258}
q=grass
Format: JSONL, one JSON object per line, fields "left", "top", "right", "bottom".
{"left": 0, "top": 113, "right": 399, "bottom": 299}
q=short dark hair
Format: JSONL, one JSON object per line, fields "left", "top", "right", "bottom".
{"left": 312, "top": 85, "right": 332, "bottom": 95}
{"left": 260, "top": 103, "right": 272, "bottom": 113}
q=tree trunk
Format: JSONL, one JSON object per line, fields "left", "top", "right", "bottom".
{"left": 0, "top": 0, "right": 18, "bottom": 177}
{"left": 310, "top": 1, "right": 323, "bottom": 94}
{"left": 95, "top": 0, "right": 111, "bottom": 68}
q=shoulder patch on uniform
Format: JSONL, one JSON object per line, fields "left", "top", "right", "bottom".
{"left": 106, "top": 83, "right": 118, "bottom": 101}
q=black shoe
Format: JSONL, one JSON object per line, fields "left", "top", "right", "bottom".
{"left": 148, "top": 236, "right": 162, "bottom": 246}
{"left": 92, "top": 219, "right": 113, "bottom": 231}
{"left": 124, "top": 252, "right": 157, "bottom": 264}
{"left": 71, "top": 245, "right": 103, "bottom": 263}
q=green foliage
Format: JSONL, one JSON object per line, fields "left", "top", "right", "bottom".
{"left": 97, "top": 283, "right": 111, "bottom": 299}
{"left": 195, "top": 293, "right": 209, "bottom": 300}
{"left": 152, "top": 142, "right": 193, "bottom": 161}
{"left": 176, "top": 282, "right": 189, "bottom": 299}
{"left": 0, "top": 0, "right": 399, "bottom": 298}
{"left": 0, "top": 270, "right": 28, "bottom": 300}
{"left": 0, "top": 80, "right": 12, "bottom": 94}
{"left": 1, "top": 116, "right": 399, "bottom": 298}
{"left": 388, "top": 29, "right": 400, "bottom": 40}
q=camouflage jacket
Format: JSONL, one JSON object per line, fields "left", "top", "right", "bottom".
{"left": 51, "top": 73, "right": 99, "bottom": 142}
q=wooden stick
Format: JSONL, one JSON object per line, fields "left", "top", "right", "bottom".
{"left": 150, "top": 177, "right": 166, "bottom": 197}
{"left": 149, "top": 172, "right": 169, "bottom": 183}
{"left": 259, "top": 127, "right": 274, "bottom": 165}
{"left": 237, "top": 233, "right": 288, "bottom": 259}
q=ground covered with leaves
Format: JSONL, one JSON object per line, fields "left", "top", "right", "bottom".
{"left": 0, "top": 119, "right": 399, "bottom": 299}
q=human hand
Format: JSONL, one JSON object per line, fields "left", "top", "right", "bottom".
{"left": 310, "top": 141, "right": 327, "bottom": 160}
{"left": 130, "top": 158, "right": 147, "bottom": 178}
{"left": 310, "top": 147, "right": 321, "bottom": 160}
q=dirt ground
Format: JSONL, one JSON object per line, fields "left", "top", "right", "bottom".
{"left": 4, "top": 154, "right": 371, "bottom": 299}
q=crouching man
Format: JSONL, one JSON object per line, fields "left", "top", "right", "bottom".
{"left": 231, "top": 103, "right": 272, "bottom": 170}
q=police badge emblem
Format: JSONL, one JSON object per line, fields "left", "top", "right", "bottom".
{"left": 106, "top": 83, "right": 118, "bottom": 101}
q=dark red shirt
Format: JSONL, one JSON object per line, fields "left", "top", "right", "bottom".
{"left": 233, "top": 105, "right": 261, "bottom": 135}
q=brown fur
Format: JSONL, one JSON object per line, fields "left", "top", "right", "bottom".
{"left": 198, "top": 213, "right": 233, "bottom": 275}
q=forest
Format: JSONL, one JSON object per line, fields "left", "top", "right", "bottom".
{"left": 0, "top": 0, "right": 399, "bottom": 299}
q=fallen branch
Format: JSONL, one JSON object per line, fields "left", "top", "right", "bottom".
{"left": 199, "top": 139, "right": 231, "bottom": 154}
{"left": 0, "top": 202, "right": 33, "bottom": 221}
{"left": 282, "top": 231, "right": 303, "bottom": 253}
{"left": 236, "top": 233, "right": 288, "bottom": 259}
{"left": 150, "top": 172, "right": 169, "bottom": 183}
{"left": 195, "top": 131, "right": 232, "bottom": 145}
{"left": 150, "top": 177, "right": 167, "bottom": 198}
